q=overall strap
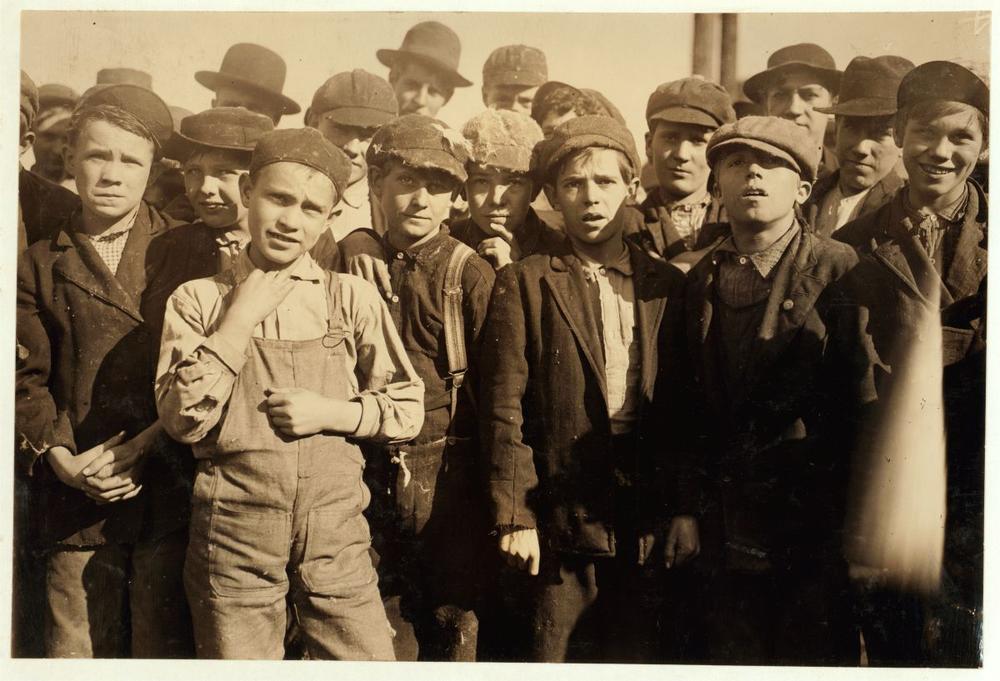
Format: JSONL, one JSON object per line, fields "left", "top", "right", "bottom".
{"left": 443, "top": 242, "right": 475, "bottom": 425}
{"left": 324, "top": 270, "right": 347, "bottom": 343}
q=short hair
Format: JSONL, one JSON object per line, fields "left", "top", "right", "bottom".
{"left": 549, "top": 146, "right": 635, "bottom": 187}
{"left": 896, "top": 99, "right": 989, "bottom": 149}
{"left": 68, "top": 104, "right": 157, "bottom": 155}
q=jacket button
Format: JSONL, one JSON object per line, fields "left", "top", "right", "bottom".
{"left": 782, "top": 299, "right": 794, "bottom": 311}
{"left": 395, "top": 252, "right": 404, "bottom": 260}
{"left": 721, "top": 475, "right": 732, "bottom": 484}
{"left": 390, "top": 295, "right": 399, "bottom": 303}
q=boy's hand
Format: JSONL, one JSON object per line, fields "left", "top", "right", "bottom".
{"left": 499, "top": 528, "right": 541, "bottom": 576}
{"left": 82, "top": 460, "right": 146, "bottom": 504}
{"left": 218, "top": 265, "right": 299, "bottom": 340}
{"left": 664, "top": 515, "right": 700, "bottom": 568}
{"left": 45, "top": 432, "right": 127, "bottom": 492}
{"left": 266, "top": 387, "right": 334, "bottom": 437}
{"left": 348, "top": 254, "right": 393, "bottom": 301}
{"left": 477, "top": 236, "right": 519, "bottom": 270}
{"left": 81, "top": 421, "right": 159, "bottom": 480}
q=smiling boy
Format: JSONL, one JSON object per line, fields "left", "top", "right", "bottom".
{"left": 156, "top": 127, "right": 424, "bottom": 659}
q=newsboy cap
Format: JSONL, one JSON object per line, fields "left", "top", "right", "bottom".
{"left": 78, "top": 83, "right": 174, "bottom": 152}
{"left": 308, "top": 69, "right": 397, "bottom": 129}
{"left": 483, "top": 45, "right": 548, "bottom": 88}
{"left": 462, "top": 108, "right": 544, "bottom": 173}
{"left": 897, "top": 60, "right": 990, "bottom": 117}
{"left": 173, "top": 107, "right": 274, "bottom": 158}
{"left": 20, "top": 70, "right": 38, "bottom": 127}
{"left": 646, "top": 76, "right": 736, "bottom": 129}
{"left": 743, "top": 43, "right": 841, "bottom": 104}
{"left": 707, "top": 115, "right": 820, "bottom": 181}
{"left": 816, "top": 55, "right": 914, "bottom": 117}
{"left": 250, "top": 127, "right": 352, "bottom": 198}
{"left": 532, "top": 114, "right": 641, "bottom": 183}
{"left": 367, "top": 114, "right": 470, "bottom": 183}
{"left": 377, "top": 21, "right": 472, "bottom": 88}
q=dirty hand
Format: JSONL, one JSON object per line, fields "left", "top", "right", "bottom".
{"left": 499, "top": 528, "right": 541, "bottom": 576}
{"left": 266, "top": 387, "right": 336, "bottom": 437}
{"left": 477, "top": 235, "right": 519, "bottom": 270}
{"left": 218, "top": 263, "right": 299, "bottom": 339}
{"left": 348, "top": 253, "right": 393, "bottom": 300}
{"left": 664, "top": 515, "right": 700, "bottom": 568}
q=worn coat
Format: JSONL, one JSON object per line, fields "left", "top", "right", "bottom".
{"left": 803, "top": 162, "right": 906, "bottom": 237}
{"left": 479, "top": 235, "right": 680, "bottom": 556}
{"left": 629, "top": 189, "right": 727, "bottom": 260}
{"left": 16, "top": 202, "right": 190, "bottom": 546}
{"left": 18, "top": 166, "right": 80, "bottom": 248}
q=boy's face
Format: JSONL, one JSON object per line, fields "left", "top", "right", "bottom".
{"left": 466, "top": 163, "right": 534, "bottom": 237}
{"left": 483, "top": 84, "right": 539, "bottom": 115}
{"left": 901, "top": 103, "right": 985, "bottom": 205}
{"left": 540, "top": 109, "right": 577, "bottom": 138}
{"left": 713, "top": 146, "right": 811, "bottom": 231}
{"left": 372, "top": 160, "right": 456, "bottom": 244}
{"left": 34, "top": 117, "right": 71, "bottom": 178}
{"left": 392, "top": 60, "right": 453, "bottom": 117}
{"left": 183, "top": 149, "right": 249, "bottom": 229}
{"left": 315, "top": 119, "right": 376, "bottom": 187}
{"left": 69, "top": 119, "right": 155, "bottom": 221}
{"left": 240, "top": 162, "right": 338, "bottom": 267}
{"left": 212, "top": 85, "right": 282, "bottom": 124}
{"left": 548, "top": 148, "right": 638, "bottom": 246}
{"left": 646, "top": 120, "right": 714, "bottom": 201}
{"left": 836, "top": 115, "right": 901, "bottom": 194}
{"left": 765, "top": 69, "right": 833, "bottom": 147}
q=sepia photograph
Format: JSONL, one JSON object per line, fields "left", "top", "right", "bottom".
{"left": 4, "top": 0, "right": 994, "bottom": 675}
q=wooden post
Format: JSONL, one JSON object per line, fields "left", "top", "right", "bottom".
{"left": 720, "top": 13, "right": 739, "bottom": 96}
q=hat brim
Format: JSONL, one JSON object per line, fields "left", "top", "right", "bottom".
{"left": 743, "top": 63, "right": 843, "bottom": 104}
{"left": 815, "top": 98, "right": 898, "bottom": 117}
{"left": 378, "top": 147, "right": 467, "bottom": 184}
{"left": 648, "top": 107, "right": 720, "bottom": 129}
{"left": 168, "top": 130, "right": 258, "bottom": 158}
{"left": 483, "top": 73, "right": 546, "bottom": 88}
{"left": 376, "top": 49, "right": 473, "bottom": 88}
{"left": 195, "top": 71, "right": 301, "bottom": 115}
{"left": 708, "top": 138, "right": 806, "bottom": 179}
{"left": 319, "top": 107, "right": 397, "bottom": 130}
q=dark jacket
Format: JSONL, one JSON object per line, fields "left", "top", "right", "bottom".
{"left": 630, "top": 188, "right": 727, "bottom": 260}
{"left": 16, "top": 202, "right": 190, "bottom": 546}
{"left": 836, "top": 181, "right": 986, "bottom": 607}
{"left": 18, "top": 166, "right": 80, "bottom": 248}
{"left": 803, "top": 162, "right": 906, "bottom": 237}
{"left": 658, "top": 226, "right": 878, "bottom": 569}
{"left": 449, "top": 208, "right": 565, "bottom": 265}
{"left": 479, "top": 235, "right": 679, "bottom": 556}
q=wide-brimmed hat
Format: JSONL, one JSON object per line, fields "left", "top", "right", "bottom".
{"left": 816, "top": 56, "right": 914, "bottom": 117}
{"left": 195, "top": 43, "right": 301, "bottom": 115}
{"left": 743, "top": 43, "right": 842, "bottom": 104}
{"left": 376, "top": 21, "right": 472, "bottom": 88}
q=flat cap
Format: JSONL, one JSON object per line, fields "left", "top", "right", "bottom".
{"left": 250, "top": 128, "right": 352, "bottom": 198}
{"left": 367, "top": 114, "right": 470, "bottom": 183}
{"left": 646, "top": 77, "right": 736, "bottom": 129}
{"left": 816, "top": 55, "right": 914, "bottom": 117}
{"left": 532, "top": 114, "right": 641, "bottom": 183}
{"left": 38, "top": 83, "right": 78, "bottom": 111}
{"left": 897, "top": 60, "right": 989, "bottom": 117}
{"left": 78, "top": 83, "right": 174, "bottom": 152}
{"left": 483, "top": 45, "right": 548, "bottom": 87}
{"left": 707, "top": 115, "right": 820, "bottom": 181}
{"left": 744, "top": 43, "right": 841, "bottom": 104}
{"left": 462, "top": 109, "right": 544, "bottom": 173}
{"left": 21, "top": 70, "right": 38, "bottom": 127}
{"left": 308, "top": 69, "right": 397, "bottom": 128}
{"left": 97, "top": 67, "right": 153, "bottom": 90}
{"left": 173, "top": 107, "right": 274, "bottom": 158}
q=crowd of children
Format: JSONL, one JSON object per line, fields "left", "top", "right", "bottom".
{"left": 14, "top": 19, "right": 988, "bottom": 667}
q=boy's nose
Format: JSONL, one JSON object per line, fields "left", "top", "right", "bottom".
{"left": 343, "top": 138, "right": 362, "bottom": 157}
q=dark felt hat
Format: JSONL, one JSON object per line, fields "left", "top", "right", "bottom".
{"left": 483, "top": 44, "right": 548, "bottom": 88}
{"left": 744, "top": 43, "right": 842, "bottom": 104}
{"left": 38, "top": 83, "right": 79, "bottom": 111}
{"left": 532, "top": 114, "right": 641, "bottom": 183}
{"left": 376, "top": 21, "right": 472, "bottom": 88}
{"left": 21, "top": 70, "right": 38, "bottom": 127}
{"left": 97, "top": 67, "right": 153, "bottom": 90}
{"left": 171, "top": 106, "right": 274, "bottom": 161}
{"left": 250, "top": 127, "right": 352, "bottom": 198}
{"left": 646, "top": 76, "right": 736, "bottom": 129}
{"left": 897, "top": 60, "right": 990, "bottom": 117}
{"left": 462, "top": 108, "right": 543, "bottom": 173}
{"left": 78, "top": 83, "right": 174, "bottom": 152}
{"left": 195, "top": 43, "right": 301, "bottom": 115}
{"left": 707, "top": 115, "right": 820, "bottom": 181}
{"left": 816, "top": 56, "right": 914, "bottom": 117}
{"left": 308, "top": 69, "right": 398, "bottom": 128}
{"left": 367, "top": 113, "right": 470, "bottom": 183}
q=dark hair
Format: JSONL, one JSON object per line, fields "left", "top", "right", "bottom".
{"left": 533, "top": 87, "right": 605, "bottom": 124}
{"left": 896, "top": 99, "right": 989, "bottom": 149}
{"left": 68, "top": 104, "right": 157, "bottom": 154}
{"left": 184, "top": 146, "right": 253, "bottom": 169}
{"left": 549, "top": 146, "right": 635, "bottom": 187}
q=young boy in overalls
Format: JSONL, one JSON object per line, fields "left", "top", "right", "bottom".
{"left": 156, "top": 127, "right": 425, "bottom": 660}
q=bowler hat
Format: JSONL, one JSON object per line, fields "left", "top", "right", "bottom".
{"left": 38, "top": 83, "right": 79, "bottom": 111}
{"left": 97, "top": 68, "right": 153, "bottom": 90}
{"left": 78, "top": 83, "right": 174, "bottom": 153}
{"left": 250, "top": 128, "right": 352, "bottom": 199}
{"left": 483, "top": 45, "right": 548, "bottom": 88}
{"left": 195, "top": 43, "right": 301, "bottom": 115}
{"left": 816, "top": 56, "right": 914, "bottom": 117}
{"left": 707, "top": 115, "right": 820, "bottom": 181}
{"left": 743, "top": 43, "right": 842, "bottom": 104}
{"left": 367, "top": 114, "right": 470, "bottom": 183}
{"left": 376, "top": 21, "right": 472, "bottom": 88}
{"left": 308, "top": 69, "right": 398, "bottom": 129}
{"left": 646, "top": 77, "right": 735, "bottom": 129}
{"left": 897, "top": 60, "right": 989, "bottom": 117}
{"left": 21, "top": 70, "right": 38, "bottom": 127}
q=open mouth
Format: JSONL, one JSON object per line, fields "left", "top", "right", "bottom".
{"left": 266, "top": 230, "right": 299, "bottom": 245}
{"left": 919, "top": 164, "right": 954, "bottom": 177}
{"left": 200, "top": 202, "right": 227, "bottom": 210}
{"left": 580, "top": 212, "right": 606, "bottom": 223}
{"left": 742, "top": 188, "right": 768, "bottom": 198}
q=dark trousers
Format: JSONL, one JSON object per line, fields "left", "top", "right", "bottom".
{"left": 851, "top": 575, "right": 925, "bottom": 666}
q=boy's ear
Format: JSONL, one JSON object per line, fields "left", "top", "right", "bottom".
{"left": 795, "top": 179, "right": 813, "bottom": 206}
{"left": 708, "top": 171, "right": 721, "bottom": 201}
{"left": 627, "top": 175, "right": 640, "bottom": 202}
{"left": 644, "top": 130, "right": 653, "bottom": 161}
{"left": 369, "top": 165, "right": 385, "bottom": 199}
{"left": 19, "top": 130, "right": 35, "bottom": 157}
{"left": 542, "top": 183, "right": 559, "bottom": 211}
{"left": 238, "top": 172, "right": 253, "bottom": 208}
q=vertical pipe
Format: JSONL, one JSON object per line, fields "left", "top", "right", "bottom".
{"left": 692, "top": 14, "right": 719, "bottom": 81}
{"left": 720, "top": 13, "right": 739, "bottom": 96}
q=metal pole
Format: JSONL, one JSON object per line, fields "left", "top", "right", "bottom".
{"left": 692, "top": 13, "right": 719, "bottom": 81}
{"left": 720, "top": 13, "right": 739, "bottom": 96}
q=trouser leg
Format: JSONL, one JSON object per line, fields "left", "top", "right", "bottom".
{"left": 130, "top": 527, "right": 194, "bottom": 658}
{"left": 527, "top": 554, "right": 598, "bottom": 662}
{"left": 294, "top": 581, "right": 395, "bottom": 661}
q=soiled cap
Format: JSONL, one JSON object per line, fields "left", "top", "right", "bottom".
{"left": 21, "top": 70, "right": 38, "bottom": 127}
{"left": 707, "top": 115, "right": 820, "bottom": 181}
{"left": 483, "top": 45, "right": 548, "bottom": 87}
{"left": 308, "top": 69, "right": 397, "bottom": 128}
{"left": 250, "top": 127, "right": 352, "bottom": 198}
{"left": 367, "top": 113, "right": 470, "bottom": 183}
{"left": 173, "top": 107, "right": 274, "bottom": 159}
{"left": 897, "top": 60, "right": 989, "bottom": 117}
{"left": 78, "top": 83, "right": 174, "bottom": 151}
{"left": 462, "top": 109, "right": 543, "bottom": 173}
{"left": 646, "top": 77, "right": 735, "bottom": 129}
{"left": 532, "top": 114, "right": 641, "bottom": 183}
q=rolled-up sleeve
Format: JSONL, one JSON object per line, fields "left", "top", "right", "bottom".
{"left": 341, "top": 276, "right": 424, "bottom": 444}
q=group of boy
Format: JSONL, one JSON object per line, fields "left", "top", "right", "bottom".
{"left": 14, "top": 19, "right": 988, "bottom": 668}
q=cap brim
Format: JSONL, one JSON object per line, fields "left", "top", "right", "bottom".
{"left": 390, "top": 148, "right": 467, "bottom": 183}
{"left": 815, "top": 98, "right": 898, "bottom": 117}
{"left": 195, "top": 71, "right": 301, "bottom": 115}
{"left": 320, "top": 108, "right": 397, "bottom": 129}
{"left": 709, "top": 138, "right": 804, "bottom": 177}
{"left": 375, "top": 49, "right": 473, "bottom": 88}
{"left": 648, "top": 107, "right": 720, "bottom": 129}
{"left": 743, "top": 63, "right": 843, "bottom": 104}
{"left": 484, "top": 73, "right": 546, "bottom": 87}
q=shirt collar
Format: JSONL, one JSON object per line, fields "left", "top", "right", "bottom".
{"left": 655, "top": 186, "right": 712, "bottom": 211}
{"left": 714, "top": 222, "right": 799, "bottom": 279}
{"left": 232, "top": 247, "right": 324, "bottom": 284}
{"left": 574, "top": 242, "right": 634, "bottom": 278}
{"left": 215, "top": 226, "right": 251, "bottom": 247}
{"left": 382, "top": 226, "right": 449, "bottom": 265}
{"left": 82, "top": 205, "right": 139, "bottom": 242}
{"left": 903, "top": 185, "right": 970, "bottom": 226}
